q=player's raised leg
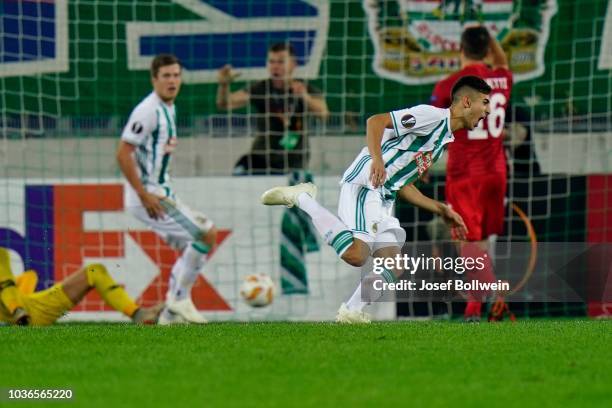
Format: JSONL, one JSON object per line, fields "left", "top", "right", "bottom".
{"left": 61, "top": 263, "right": 164, "bottom": 324}
{"left": 262, "top": 182, "right": 373, "bottom": 323}
{"left": 261, "top": 182, "right": 371, "bottom": 267}
{"left": 262, "top": 183, "right": 403, "bottom": 324}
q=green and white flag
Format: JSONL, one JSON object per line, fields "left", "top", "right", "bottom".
{"left": 280, "top": 172, "right": 320, "bottom": 294}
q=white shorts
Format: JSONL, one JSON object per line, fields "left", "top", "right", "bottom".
{"left": 337, "top": 183, "right": 406, "bottom": 252}
{"left": 126, "top": 188, "right": 214, "bottom": 251}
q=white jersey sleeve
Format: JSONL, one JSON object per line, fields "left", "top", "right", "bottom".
{"left": 341, "top": 104, "right": 451, "bottom": 190}
{"left": 389, "top": 104, "right": 446, "bottom": 138}
{"left": 121, "top": 102, "right": 158, "bottom": 146}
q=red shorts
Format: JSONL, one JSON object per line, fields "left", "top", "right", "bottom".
{"left": 445, "top": 174, "right": 507, "bottom": 241}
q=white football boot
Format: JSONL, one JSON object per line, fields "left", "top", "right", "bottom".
{"left": 260, "top": 182, "right": 317, "bottom": 208}
{"left": 165, "top": 298, "right": 207, "bottom": 324}
{"left": 157, "top": 306, "right": 186, "bottom": 325}
{"left": 335, "top": 303, "right": 372, "bottom": 324}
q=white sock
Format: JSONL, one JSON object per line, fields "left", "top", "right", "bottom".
{"left": 297, "top": 192, "right": 353, "bottom": 256}
{"left": 167, "top": 258, "right": 183, "bottom": 302}
{"left": 171, "top": 242, "right": 209, "bottom": 301}
{"left": 346, "top": 268, "right": 397, "bottom": 311}
{"left": 346, "top": 283, "right": 368, "bottom": 312}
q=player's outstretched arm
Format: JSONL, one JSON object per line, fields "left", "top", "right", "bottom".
{"left": 116, "top": 141, "right": 165, "bottom": 220}
{"left": 398, "top": 183, "right": 443, "bottom": 213}
{"left": 366, "top": 113, "right": 393, "bottom": 187}
{"left": 216, "top": 64, "right": 250, "bottom": 110}
{"left": 398, "top": 184, "right": 468, "bottom": 240}
{"left": 489, "top": 35, "right": 509, "bottom": 70}
{"left": 61, "top": 264, "right": 163, "bottom": 324}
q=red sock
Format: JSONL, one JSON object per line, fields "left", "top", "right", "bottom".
{"left": 462, "top": 242, "right": 496, "bottom": 301}
{"left": 465, "top": 301, "right": 482, "bottom": 317}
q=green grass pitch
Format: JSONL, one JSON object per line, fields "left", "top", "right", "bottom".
{"left": 1, "top": 320, "right": 610, "bottom": 407}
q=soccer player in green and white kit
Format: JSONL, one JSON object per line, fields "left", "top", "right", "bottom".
{"left": 117, "top": 54, "right": 217, "bottom": 325}
{"left": 262, "top": 76, "right": 491, "bottom": 323}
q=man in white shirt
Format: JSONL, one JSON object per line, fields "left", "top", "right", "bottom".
{"left": 262, "top": 75, "right": 491, "bottom": 323}
{"left": 117, "top": 54, "right": 217, "bottom": 324}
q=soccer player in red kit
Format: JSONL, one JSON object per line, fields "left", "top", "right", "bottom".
{"left": 431, "top": 26, "right": 513, "bottom": 321}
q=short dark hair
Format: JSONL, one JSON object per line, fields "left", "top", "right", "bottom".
{"left": 268, "top": 42, "right": 296, "bottom": 57}
{"left": 150, "top": 54, "right": 181, "bottom": 78}
{"left": 460, "top": 26, "right": 490, "bottom": 60}
{"left": 451, "top": 75, "right": 492, "bottom": 101}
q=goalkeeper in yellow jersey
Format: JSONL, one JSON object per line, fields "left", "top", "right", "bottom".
{"left": 0, "top": 248, "right": 163, "bottom": 326}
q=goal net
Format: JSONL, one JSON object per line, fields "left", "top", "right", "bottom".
{"left": 0, "top": 0, "right": 610, "bottom": 321}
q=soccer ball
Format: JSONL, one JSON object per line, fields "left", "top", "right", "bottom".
{"left": 240, "top": 273, "right": 276, "bottom": 307}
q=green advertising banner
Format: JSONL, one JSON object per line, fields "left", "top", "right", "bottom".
{"left": 0, "top": 0, "right": 610, "bottom": 127}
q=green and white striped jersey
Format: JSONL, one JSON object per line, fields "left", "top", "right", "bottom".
{"left": 341, "top": 104, "right": 453, "bottom": 195}
{"left": 121, "top": 92, "right": 178, "bottom": 206}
